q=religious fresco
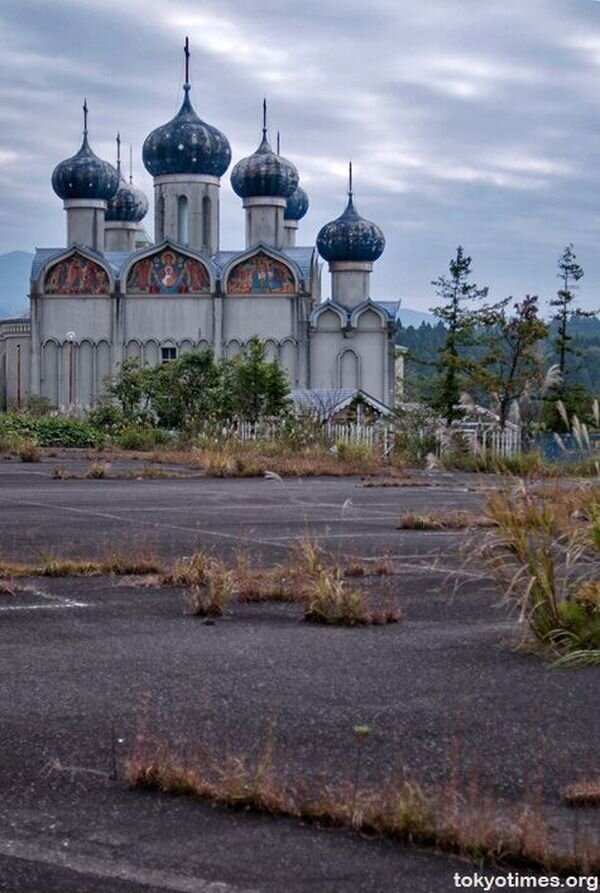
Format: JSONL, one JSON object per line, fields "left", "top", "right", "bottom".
{"left": 44, "top": 254, "right": 109, "bottom": 295}
{"left": 127, "top": 249, "right": 210, "bottom": 294}
{"left": 227, "top": 252, "right": 295, "bottom": 295}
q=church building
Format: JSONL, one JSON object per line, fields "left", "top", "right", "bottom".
{"left": 0, "top": 43, "right": 398, "bottom": 412}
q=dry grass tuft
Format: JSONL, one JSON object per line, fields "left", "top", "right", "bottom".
{"left": 124, "top": 733, "right": 599, "bottom": 875}
{"left": 85, "top": 461, "right": 108, "bottom": 479}
{"left": 19, "top": 441, "right": 41, "bottom": 463}
{"left": 186, "top": 558, "right": 234, "bottom": 617}
{"left": 0, "top": 579, "right": 16, "bottom": 596}
{"left": 397, "top": 511, "right": 494, "bottom": 531}
{"left": 304, "top": 569, "right": 399, "bottom": 626}
{"left": 562, "top": 779, "right": 600, "bottom": 808}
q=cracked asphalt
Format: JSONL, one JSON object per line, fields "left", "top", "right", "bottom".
{"left": 0, "top": 459, "right": 597, "bottom": 892}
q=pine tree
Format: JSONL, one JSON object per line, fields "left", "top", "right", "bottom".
{"left": 430, "top": 246, "right": 488, "bottom": 422}
{"left": 549, "top": 244, "right": 586, "bottom": 383}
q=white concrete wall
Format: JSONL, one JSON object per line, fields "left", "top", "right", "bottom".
{"left": 123, "top": 296, "right": 213, "bottom": 346}
{"left": 223, "top": 297, "right": 296, "bottom": 343}
{"left": 0, "top": 324, "right": 31, "bottom": 410}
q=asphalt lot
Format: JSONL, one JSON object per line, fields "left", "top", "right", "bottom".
{"left": 0, "top": 460, "right": 597, "bottom": 891}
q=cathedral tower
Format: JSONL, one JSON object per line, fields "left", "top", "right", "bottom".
{"left": 316, "top": 164, "right": 385, "bottom": 308}
{"left": 51, "top": 101, "right": 119, "bottom": 252}
{"left": 230, "top": 102, "right": 299, "bottom": 250}
{"left": 142, "top": 38, "right": 231, "bottom": 256}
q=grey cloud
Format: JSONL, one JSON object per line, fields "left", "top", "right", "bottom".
{"left": 1, "top": 0, "right": 599, "bottom": 310}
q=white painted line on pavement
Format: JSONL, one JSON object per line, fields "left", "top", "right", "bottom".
{"left": 0, "top": 835, "right": 257, "bottom": 892}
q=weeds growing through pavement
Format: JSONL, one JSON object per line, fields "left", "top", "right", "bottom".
{"left": 125, "top": 728, "right": 599, "bottom": 875}
{"left": 479, "top": 483, "right": 600, "bottom": 664}
{"left": 562, "top": 779, "right": 600, "bottom": 808}
{"left": 19, "top": 441, "right": 41, "bottom": 463}
{"left": 397, "top": 511, "right": 494, "bottom": 530}
{"left": 186, "top": 558, "right": 233, "bottom": 617}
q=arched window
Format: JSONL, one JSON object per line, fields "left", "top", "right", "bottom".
{"left": 202, "top": 196, "right": 211, "bottom": 250}
{"left": 177, "top": 195, "right": 189, "bottom": 245}
{"left": 156, "top": 194, "right": 165, "bottom": 241}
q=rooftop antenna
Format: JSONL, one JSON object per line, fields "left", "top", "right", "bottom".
{"left": 116, "top": 132, "right": 121, "bottom": 177}
{"left": 184, "top": 36, "right": 191, "bottom": 91}
{"left": 83, "top": 98, "right": 88, "bottom": 138}
{"left": 262, "top": 97, "right": 268, "bottom": 138}
{"left": 277, "top": 131, "right": 281, "bottom": 155}
{"left": 129, "top": 144, "right": 133, "bottom": 184}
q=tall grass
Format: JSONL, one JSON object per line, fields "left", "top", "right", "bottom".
{"left": 482, "top": 483, "right": 600, "bottom": 663}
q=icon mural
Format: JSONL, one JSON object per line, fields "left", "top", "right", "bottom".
{"left": 127, "top": 250, "right": 210, "bottom": 294}
{"left": 227, "top": 252, "right": 295, "bottom": 295}
{"left": 44, "top": 253, "right": 109, "bottom": 295}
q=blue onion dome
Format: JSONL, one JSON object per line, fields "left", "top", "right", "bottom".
{"left": 143, "top": 85, "right": 230, "bottom": 177}
{"left": 285, "top": 184, "right": 309, "bottom": 221}
{"left": 231, "top": 102, "right": 299, "bottom": 200}
{"left": 106, "top": 175, "right": 149, "bottom": 223}
{"left": 106, "top": 135, "right": 148, "bottom": 223}
{"left": 317, "top": 166, "right": 385, "bottom": 263}
{"left": 52, "top": 102, "right": 119, "bottom": 202}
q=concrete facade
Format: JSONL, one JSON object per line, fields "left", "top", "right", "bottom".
{"left": 0, "top": 65, "right": 399, "bottom": 413}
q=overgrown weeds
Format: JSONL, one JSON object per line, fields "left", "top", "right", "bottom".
{"left": 480, "top": 482, "right": 600, "bottom": 663}
{"left": 0, "top": 551, "right": 162, "bottom": 579}
{"left": 186, "top": 558, "right": 233, "bottom": 617}
{"left": 397, "top": 511, "right": 493, "bottom": 530}
{"left": 125, "top": 731, "right": 599, "bottom": 875}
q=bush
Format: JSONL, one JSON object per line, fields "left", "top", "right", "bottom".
{"left": 19, "top": 441, "right": 41, "bottom": 462}
{"left": 34, "top": 417, "right": 103, "bottom": 448}
{"left": 118, "top": 425, "right": 158, "bottom": 451}
{"left": 335, "top": 441, "right": 377, "bottom": 465}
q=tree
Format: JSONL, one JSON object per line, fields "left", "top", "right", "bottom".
{"left": 430, "top": 246, "right": 489, "bottom": 422}
{"left": 149, "top": 349, "right": 221, "bottom": 430}
{"left": 106, "top": 357, "right": 154, "bottom": 422}
{"left": 549, "top": 244, "right": 587, "bottom": 382}
{"left": 221, "top": 337, "right": 290, "bottom": 423}
{"left": 474, "top": 295, "right": 548, "bottom": 428}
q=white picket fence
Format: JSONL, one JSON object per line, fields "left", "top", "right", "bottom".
{"left": 228, "top": 418, "right": 520, "bottom": 459}
{"left": 438, "top": 422, "right": 521, "bottom": 459}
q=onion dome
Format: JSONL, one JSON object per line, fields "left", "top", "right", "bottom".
{"left": 106, "top": 134, "right": 149, "bottom": 223}
{"left": 231, "top": 101, "right": 299, "bottom": 200}
{"left": 51, "top": 101, "right": 119, "bottom": 202}
{"left": 285, "top": 184, "right": 309, "bottom": 221}
{"left": 142, "top": 39, "right": 231, "bottom": 179}
{"left": 317, "top": 164, "right": 385, "bottom": 263}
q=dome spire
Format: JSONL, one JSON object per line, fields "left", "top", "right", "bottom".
{"left": 115, "top": 132, "right": 121, "bottom": 178}
{"left": 83, "top": 98, "right": 88, "bottom": 140}
{"left": 183, "top": 35, "right": 191, "bottom": 93}
{"left": 263, "top": 97, "right": 268, "bottom": 139}
{"left": 348, "top": 161, "right": 353, "bottom": 199}
{"left": 129, "top": 144, "right": 133, "bottom": 184}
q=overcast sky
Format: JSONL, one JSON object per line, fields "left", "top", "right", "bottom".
{"left": 1, "top": 0, "right": 600, "bottom": 312}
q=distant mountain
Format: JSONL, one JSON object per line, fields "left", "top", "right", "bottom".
{"left": 397, "top": 307, "right": 435, "bottom": 327}
{"left": 0, "top": 251, "right": 33, "bottom": 319}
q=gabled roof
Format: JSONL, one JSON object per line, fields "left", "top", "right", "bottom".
{"left": 290, "top": 388, "right": 391, "bottom": 418}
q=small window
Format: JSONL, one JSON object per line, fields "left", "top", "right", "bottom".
{"left": 161, "top": 347, "right": 177, "bottom": 364}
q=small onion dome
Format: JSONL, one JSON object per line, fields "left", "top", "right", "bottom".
{"left": 284, "top": 184, "right": 309, "bottom": 221}
{"left": 105, "top": 175, "right": 149, "bottom": 223}
{"left": 52, "top": 106, "right": 119, "bottom": 202}
{"left": 317, "top": 184, "right": 385, "bottom": 263}
{"left": 231, "top": 104, "right": 299, "bottom": 199}
{"left": 142, "top": 86, "right": 231, "bottom": 178}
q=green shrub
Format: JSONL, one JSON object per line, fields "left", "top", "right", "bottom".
{"left": 34, "top": 417, "right": 102, "bottom": 448}
{"left": 118, "top": 424, "right": 158, "bottom": 451}
{"left": 86, "top": 402, "right": 127, "bottom": 435}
